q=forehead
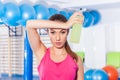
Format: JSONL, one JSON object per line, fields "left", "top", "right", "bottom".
{"left": 49, "top": 28, "right": 67, "bottom": 31}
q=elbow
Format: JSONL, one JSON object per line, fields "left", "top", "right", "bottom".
{"left": 26, "top": 20, "right": 35, "bottom": 30}
{"left": 26, "top": 20, "right": 37, "bottom": 31}
{"left": 26, "top": 20, "right": 37, "bottom": 29}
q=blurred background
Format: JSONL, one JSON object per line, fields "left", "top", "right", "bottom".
{"left": 0, "top": 0, "right": 120, "bottom": 80}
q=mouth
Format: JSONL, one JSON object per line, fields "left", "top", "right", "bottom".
{"left": 55, "top": 42, "right": 62, "bottom": 46}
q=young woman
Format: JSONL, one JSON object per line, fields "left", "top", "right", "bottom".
{"left": 26, "top": 12, "right": 84, "bottom": 80}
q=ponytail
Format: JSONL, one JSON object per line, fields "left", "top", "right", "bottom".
{"left": 65, "top": 41, "right": 78, "bottom": 62}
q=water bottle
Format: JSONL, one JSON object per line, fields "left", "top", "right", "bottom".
{"left": 70, "top": 10, "right": 84, "bottom": 43}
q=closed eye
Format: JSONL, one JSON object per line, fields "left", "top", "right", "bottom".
{"left": 61, "top": 31, "right": 66, "bottom": 34}
{"left": 51, "top": 31, "right": 55, "bottom": 34}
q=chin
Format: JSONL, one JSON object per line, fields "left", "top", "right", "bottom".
{"left": 55, "top": 45, "right": 64, "bottom": 49}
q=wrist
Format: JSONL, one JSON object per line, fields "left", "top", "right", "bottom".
{"left": 65, "top": 22, "right": 71, "bottom": 29}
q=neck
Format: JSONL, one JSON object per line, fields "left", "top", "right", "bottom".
{"left": 51, "top": 47, "right": 66, "bottom": 55}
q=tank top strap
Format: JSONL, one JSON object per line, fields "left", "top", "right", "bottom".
{"left": 37, "top": 48, "right": 50, "bottom": 69}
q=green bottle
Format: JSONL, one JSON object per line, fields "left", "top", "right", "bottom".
{"left": 70, "top": 16, "right": 83, "bottom": 43}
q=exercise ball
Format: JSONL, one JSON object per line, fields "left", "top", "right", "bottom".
{"left": 17, "top": 3, "right": 36, "bottom": 27}
{"left": 84, "top": 69, "right": 95, "bottom": 80}
{"left": 2, "top": 2, "right": 20, "bottom": 26}
{"left": 33, "top": 4, "right": 49, "bottom": 20}
{"left": 102, "top": 65, "right": 119, "bottom": 80}
{"left": 48, "top": 8, "right": 59, "bottom": 18}
{"left": 60, "top": 11, "right": 69, "bottom": 20}
{"left": 89, "top": 10, "right": 101, "bottom": 25}
{"left": 83, "top": 11, "right": 93, "bottom": 28}
{"left": 0, "top": 2, "right": 4, "bottom": 18}
{"left": 0, "top": 22, "right": 4, "bottom": 25}
{"left": 67, "top": 11, "right": 73, "bottom": 19}
{"left": 92, "top": 69, "right": 108, "bottom": 80}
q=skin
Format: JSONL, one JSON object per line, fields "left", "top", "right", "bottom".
{"left": 26, "top": 12, "right": 84, "bottom": 80}
{"left": 48, "top": 28, "right": 69, "bottom": 63}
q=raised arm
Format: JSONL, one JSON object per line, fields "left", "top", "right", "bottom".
{"left": 26, "top": 12, "right": 83, "bottom": 29}
{"left": 26, "top": 20, "right": 68, "bottom": 62}
{"left": 26, "top": 12, "right": 83, "bottom": 62}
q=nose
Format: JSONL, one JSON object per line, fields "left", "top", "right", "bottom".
{"left": 56, "top": 33, "right": 60, "bottom": 41}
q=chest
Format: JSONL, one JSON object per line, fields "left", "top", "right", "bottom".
{"left": 39, "top": 55, "right": 78, "bottom": 79}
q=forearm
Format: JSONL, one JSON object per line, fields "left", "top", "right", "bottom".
{"left": 26, "top": 20, "right": 68, "bottom": 29}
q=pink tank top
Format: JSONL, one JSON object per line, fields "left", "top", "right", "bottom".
{"left": 37, "top": 48, "right": 78, "bottom": 80}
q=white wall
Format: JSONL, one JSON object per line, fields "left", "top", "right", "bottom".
{"left": 69, "top": 7, "right": 120, "bottom": 69}
{"left": 101, "top": 7, "right": 120, "bottom": 52}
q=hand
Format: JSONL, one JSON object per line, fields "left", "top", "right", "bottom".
{"left": 66, "top": 12, "right": 84, "bottom": 28}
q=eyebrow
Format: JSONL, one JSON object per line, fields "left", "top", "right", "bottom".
{"left": 61, "top": 29, "right": 67, "bottom": 32}
{"left": 50, "top": 28, "right": 67, "bottom": 31}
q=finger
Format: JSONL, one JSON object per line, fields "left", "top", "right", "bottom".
{"left": 73, "top": 12, "right": 83, "bottom": 17}
{"left": 70, "top": 12, "right": 84, "bottom": 20}
{"left": 72, "top": 19, "right": 83, "bottom": 24}
{"left": 73, "top": 17, "right": 84, "bottom": 22}
{"left": 69, "top": 12, "right": 80, "bottom": 19}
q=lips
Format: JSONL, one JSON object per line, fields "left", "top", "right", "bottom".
{"left": 55, "top": 42, "right": 62, "bottom": 46}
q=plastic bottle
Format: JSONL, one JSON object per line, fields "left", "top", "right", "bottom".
{"left": 70, "top": 10, "right": 83, "bottom": 43}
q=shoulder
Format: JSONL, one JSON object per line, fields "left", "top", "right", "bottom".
{"left": 76, "top": 55, "right": 83, "bottom": 67}
{"left": 35, "top": 47, "right": 49, "bottom": 64}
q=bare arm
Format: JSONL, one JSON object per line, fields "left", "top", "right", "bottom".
{"left": 26, "top": 20, "right": 68, "bottom": 62}
{"left": 26, "top": 12, "right": 83, "bottom": 62}
{"left": 76, "top": 56, "right": 84, "bottom": 80}
{"left": 26, "top": 12, "right": 84, "bottom": 29}
{"left": 26, "top": 27, "right": 47, "bottom": 62}
{"left": 27, "top": 20, "right": 68, "bottom": 29}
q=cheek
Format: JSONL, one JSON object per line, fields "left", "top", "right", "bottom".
{"left": 61, "top": 34, "right": 68, "bottom": 40}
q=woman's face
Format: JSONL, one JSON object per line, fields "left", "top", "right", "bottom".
{"left": 48, "top": 28, "right": 69, "bottom": 48}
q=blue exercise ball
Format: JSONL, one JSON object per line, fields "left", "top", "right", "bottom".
{"left": 17, "top": 3, "right": 36, "bottom": 27}
{"left": 2, "top": 2, "right": 20, "bottom": 26}
{"left": 89, "top": 10, "right": 101, "bottom": 25}
{"left": 33, "top": 4, "right": 49, "bottom": 20}
{"left": 68, "top": 11, "right": 74, "bottom": 19}
{"left": 0, "top": 2, "right": 4, "bottom": 18}
{"left": 84, "top": 69, "right": 96, "bottom": 80}
{"left": 0, "top": 22, "right": 4, "bottom": 25}
{"left": 83, "top": 11, "right": 93, "bottom": 28}
{"left": 48, "top": 8, "right": 59, "bottom": 18}
{"left": 92, "top": 69, "right": 109, "bottom": 80}
{"left": 60, "top": 11, "right": 69, "bottom": 20}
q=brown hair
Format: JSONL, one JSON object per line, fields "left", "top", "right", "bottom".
{"left": 49, "top": 14, "right": 78, "bottom": 62}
